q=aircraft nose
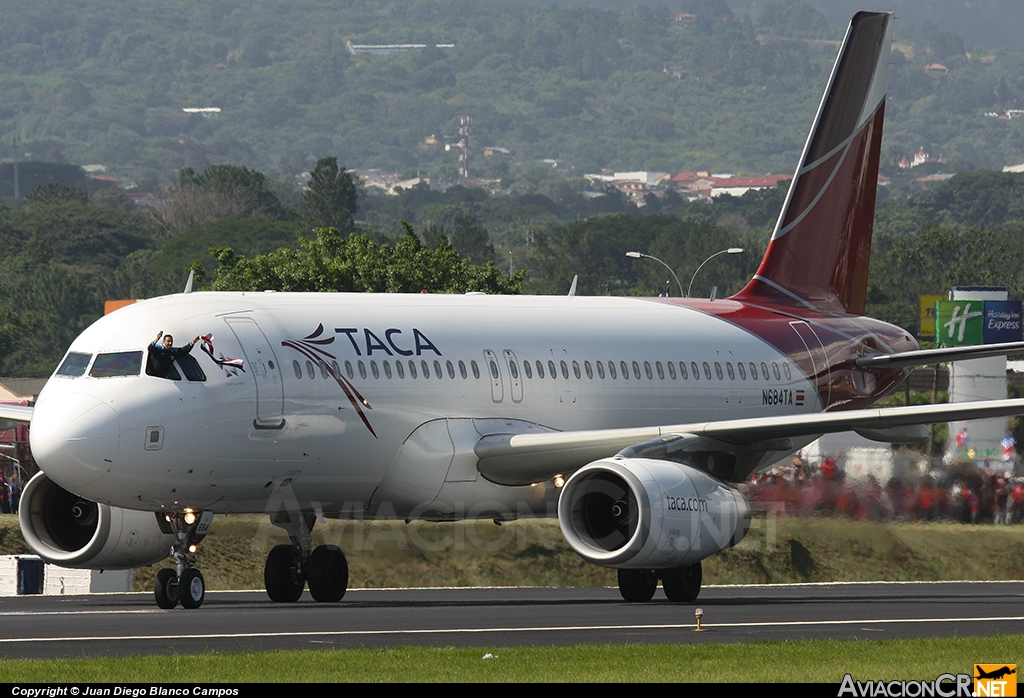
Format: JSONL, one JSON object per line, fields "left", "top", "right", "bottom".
{"left": 30, "top": 392, "right": 120, "bottom": 491}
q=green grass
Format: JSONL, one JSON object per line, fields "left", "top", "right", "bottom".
{"left": 0, "top": 636, "right": 1020, "bottom": 682}
{"left": 3, "top": 514, "right": 1024, "bottom": 592}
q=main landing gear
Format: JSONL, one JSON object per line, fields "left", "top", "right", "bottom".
{"left": 263, "top": 512, "right": 349, "bottom": 603}
{"left": 155, "top": 510, "right": 214, "bottom": 609}
{"left": 617, "top": 561, "right": 702, "bottom": 603}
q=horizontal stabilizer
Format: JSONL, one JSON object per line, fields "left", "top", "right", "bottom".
{"left": 856, "top": 341, "right": 1024, "bottom": 369}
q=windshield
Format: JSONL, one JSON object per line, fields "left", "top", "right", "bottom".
{"left": 56, "top": 352, "right": 92, "bottom": 377}
{"left": 89, "top": 351, "right": 143, "bottom": 378}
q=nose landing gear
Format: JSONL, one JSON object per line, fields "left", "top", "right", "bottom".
{"left": 154, "top": 510, "right": 213, "bottom": 609}
{"left": 263, "top": 512, "right": 349, "bottom": 603}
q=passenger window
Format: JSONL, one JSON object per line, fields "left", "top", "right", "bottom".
{"left": 57, "top": 352, "right": 92, "bottom": 377}
{"left": 384, "top": 361, "right": 392, "bottom": 379}
{"left": 396, "top": 361, "right": 405, "bottom": 379}
{"left": 656, "top": 362, "right": 664, "bottom": 380}
{"left": 489, "top": 360, "right": 499, "bottom": 379}
{"left": 667, "top": 361, "right": 676, "bottom": 380}
{"left": 446, "top": 361, "right": 455, "bottom": 379}
{"left": 726, "top": 362, "right": 734, "bottom": 380}
{"left": 306, "top": 361, "right": 315, "bottom": 379}
{"left": 93, "top": 351, "right": 143, "bottom": 378}
{"left": 510, "top": 361, "right": 519, "bottom": 379}
{"left": 750, "top": 362, "right": 758, "bottom": 380}
{"left": 549, "top": 360, "right": 557, "bottom": 378}
{"left": 459, "top": 360, "right": 467, "bottom": 379}
{"left": 584, "top": 361, "right": 593, "bottom": 379}
{"left": 714, "top": 362, "right": 723, "bottom": 380}
{"left": 703, "top": 362, "right": 712, "bottom": 380}
{"left": 523, "top": 361, "right": 532, "bottom": 379}
{"left": 572, "top": 361, "right": 581, "bottom": 379}
{"left": 371, "top": 361, "right": 380, "bottom": 379}
{"left": 772, "top": 362, "right": 781, "bottom": 380}
{"left": 608, "top": 361, "right": 617, "bottom": 379}
{"left": 177, "top": 354, "right": 207, "bottom": 382}
{"left": 345, "top": 361, "right": 354, "bottom": 380}
{"left": 359, "top": 361, "right": 367, "bottom": 379}
{"left": 783, "top": 363, "right": 792, "bottom": 381}
{"left": 680, "top": 362, "right": 688, "bottom": 380}
{"left": 471, "top": 361, "right": 480, "bottom": 379}
{"left": 738, "top": 362, "right": 746, "bottom": 380}
{"left": 293, "top": 361, "right": 302, "bottom": 380}
{"left": 536, "top": 360, "right": 545, "bottom": 379}
{"left": 620, "top": 361, "right": 629, "bottom": 379}
{"left": 691, "top": 362, "right": 699, "bottom": 380}
{"left": 632, "top": 361, "right": 641, "bottom": 379}
{"left": 761, "top": 362, "right": 770, "bottom": 380}
{"left": 560, "top": 361, "right": 569, "bottom": 379}
{"left": 409, "top": 360, "right": 418, "bottom": 379}
{"left": 421, "top": 360, "right": 430, "bottom": 379}
{"left": 332, "top": 360, "right": 341, "bottom": 377}
{"left": 644, "top": 361, "right": 653, "bottom": 380}
{"left": 597, "top": 361, "right": 605, "bottom": 379}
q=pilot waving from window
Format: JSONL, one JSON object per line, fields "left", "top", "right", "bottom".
{"left": 147, "top": 330, "right": 200, "bottom": 379}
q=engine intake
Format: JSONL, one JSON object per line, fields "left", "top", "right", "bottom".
{"left": 19, "top": 472, "right": 175, "bottom": 570}
{"left": 558, "top": 457, "right": 750, "bottom": 569}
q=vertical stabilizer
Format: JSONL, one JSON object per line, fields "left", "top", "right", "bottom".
{"left": 732, "top": 12, "right": 893, "bottom": 315}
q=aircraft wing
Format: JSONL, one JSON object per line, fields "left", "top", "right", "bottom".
{"left": 475, "top": 398, "right": 1024, "bottom": 486}
{"left": 0, "top": 404, "right": 33, "bottom": 430}
{"left": 856, "top": 341, "right": 1024, "bottom": 369}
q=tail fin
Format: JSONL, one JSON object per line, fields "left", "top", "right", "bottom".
{"left": 732, "top": 12, "right": 893, "bottom": 315}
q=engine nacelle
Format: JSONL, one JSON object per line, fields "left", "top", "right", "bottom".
{"left": 558, "top": 456, "right": 750, "bottom": 569}
{"left": 19, "top": 472, "right": 175, "bottom": 570}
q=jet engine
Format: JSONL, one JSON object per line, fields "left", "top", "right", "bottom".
{"left": 19, "top": 472, "right": 175, "bottom": 569}
{"left": 557, "top": 456, "right": 750, "bottom": 569}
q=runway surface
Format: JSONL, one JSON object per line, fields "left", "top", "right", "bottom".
{"left": 0, "top": 581, "right": 1021, "bottom": 659}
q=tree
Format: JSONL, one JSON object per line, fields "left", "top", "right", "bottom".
{"left": 154, "top": 165, "right": 289, "bottom": 237}
{"left": 209, "top": 225, "right": 523, "bottom": 295}
{"left": 299, "top": 157, "right": 358, "bottom": 232}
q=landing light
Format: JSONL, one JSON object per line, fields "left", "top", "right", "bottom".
{"left": 188, "top": 544, "right": 198, "bottom": 554}
{"left": 553, "top": 474, "right": 565, "bottom": 488}
{"left": 183, "top": 511, "right": 197, "bottom": 525}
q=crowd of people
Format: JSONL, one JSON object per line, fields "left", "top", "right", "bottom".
{"left": 746, "top": 454, "right": 1024, "bottom": 525}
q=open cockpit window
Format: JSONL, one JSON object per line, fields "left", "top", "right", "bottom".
{"left": 177, "top": 354, "right": 206, "bottom": 382}
{"left": 56, "top": 352, "right": 92, "bottom": 377}
{"left": 89, "top": 351, "right": 143, "bottom": 378}
{"left": 146, "top": 354, "right": 181, "bottom": 380}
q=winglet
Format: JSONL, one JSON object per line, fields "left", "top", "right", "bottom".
{"left": 732, "top": 12, "right": 893, "bottom": 315}
{"left": 183, "top": 270, "right": 195, "bottom": 294}
{"left": 567, "top": 275, "right": 578, "bottom": 297}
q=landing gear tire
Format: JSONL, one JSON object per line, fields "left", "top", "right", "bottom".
{"left": 265, "top": 544, "right": 305, "bottom": 602}
{"left": 618, "top": 568, "right": 657, "bottom": 602}
{"left": 662, "top": 562, "right": 702, "bottom": 602}
{"left": 307, "top": 545, "right": 348, "bottom": 603}
{"left": 155, "top": 568, "right": 179, "bottom": 609}
{"left": 179, "top": 568, "right": 206, "bottom": 609}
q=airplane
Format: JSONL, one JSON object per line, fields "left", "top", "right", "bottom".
{"left": 5, "top": 11, "right": 1024, "bottom": 610}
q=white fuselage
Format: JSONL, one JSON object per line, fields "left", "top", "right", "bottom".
{"left": 30, "top": 291, "right": 818, "bottom": 519}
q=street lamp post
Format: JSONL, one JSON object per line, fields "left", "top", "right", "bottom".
{"left": 687, "top": 248, "right": 744, "bottom": 298}
{"left": 625, "top": 251, "right": 684, "bottom": 298}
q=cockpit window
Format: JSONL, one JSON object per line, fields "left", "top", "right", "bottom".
{"left": 177, "top": 354, "right": 207, "bottom": 382}
{"left": 56, "top": 352, "right": 92, "bottom": 377}
{"left": 90, "top": 351, "right": 143, "bottom": 378}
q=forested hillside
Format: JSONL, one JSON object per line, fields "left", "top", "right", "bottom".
{"left": 0, "top": 0, "right": 1022, "bottom": 188}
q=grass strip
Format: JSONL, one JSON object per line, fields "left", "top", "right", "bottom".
{"left": 0, "top": 635, "right": 1021, "bottom": 682}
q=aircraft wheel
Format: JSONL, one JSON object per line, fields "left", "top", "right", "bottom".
{"left": 155, "top": 568, "right": 179, "bottom": 609}
{"left": 264, "top": 544, "right": 305, "bottom": 602}
{"left": 179, "top": 568, "right": 205, "bottom": 609}
{"left": 617, "top": 568, "right": 657, "bottom": 602}
{"left": 307, "top": 545, "right": 348, "bottom": 602}
{"left": 662, "top": 562, "right": 702, "bottom": 602}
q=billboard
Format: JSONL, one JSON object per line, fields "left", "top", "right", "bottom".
{"left": 935, "top": 299, "right": 1022, "bottom": 346}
